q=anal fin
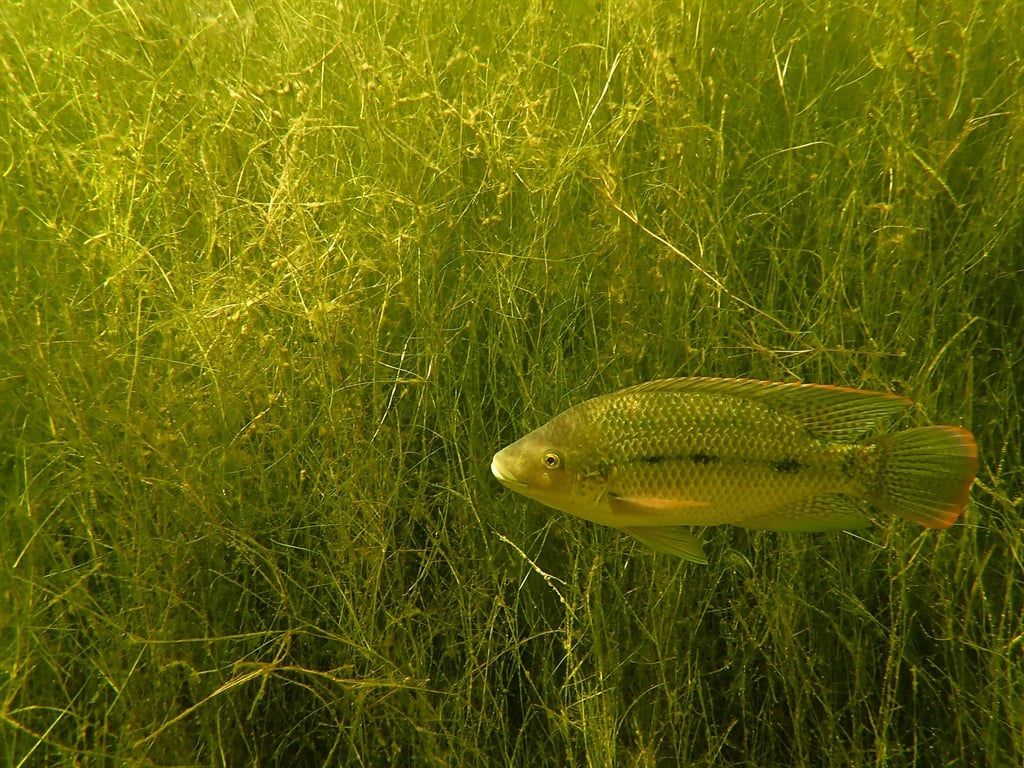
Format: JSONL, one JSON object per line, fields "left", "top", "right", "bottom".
{"left": 736, "top": 494, "right": 873, "bottom": 533}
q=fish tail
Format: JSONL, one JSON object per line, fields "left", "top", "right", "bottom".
{"left": 870, "top": 426, "right": 978, "bottom": 528}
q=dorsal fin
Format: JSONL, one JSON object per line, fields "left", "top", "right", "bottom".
{"left": 613, "top": 377, "right": 912, "bottom": 442}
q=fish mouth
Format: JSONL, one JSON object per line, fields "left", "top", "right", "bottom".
{"left": 491, "top": 456, "right": 528, "bottom": 489}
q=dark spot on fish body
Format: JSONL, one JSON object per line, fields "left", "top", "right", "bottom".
{"left": 637, "top": 452, "right": 719, "bottom": 466}
{"left": 770, "top": 457, "right": 803, "bottom": 474}
{"left": 639, "top": 454, "right": 669, "bottom": 465}
{"left": 841, "top": 451, "right": 857, "bottom": 478}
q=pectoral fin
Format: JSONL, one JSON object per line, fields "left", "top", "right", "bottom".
{"left": 608, "top": 494, "right": 709, "bottom": 516}
{"left": 622, "top": 526, "right": 708, "bottom": 564}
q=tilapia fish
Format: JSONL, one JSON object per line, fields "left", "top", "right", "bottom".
{"left": 490, "top": 377, "right": 978, "bottom": 563}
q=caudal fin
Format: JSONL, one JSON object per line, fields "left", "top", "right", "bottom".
{"left": 871, "top": 426, "right": 978, "bottom": 528}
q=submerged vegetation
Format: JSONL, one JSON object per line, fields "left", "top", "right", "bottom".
{"left": 2, "top": 0, "right": 1021, "bottom": 765}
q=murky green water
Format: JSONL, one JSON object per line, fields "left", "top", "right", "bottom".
{"left": 2, "top": 1, "right": 1021, "bottom": 764}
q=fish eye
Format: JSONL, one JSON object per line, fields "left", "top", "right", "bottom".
{"left": 542, "top": 450, "right": 562, "bottom": 469}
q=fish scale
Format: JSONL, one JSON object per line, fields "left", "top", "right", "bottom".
{"left": 491, "top": 377, "right": 978, "bottom": 563}
{"left": 595, "top": 392, "right": 850, "bottom": 520}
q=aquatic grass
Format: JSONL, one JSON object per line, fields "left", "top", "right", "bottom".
{"left": 2, "top": 0, "right": 1022, "bottom": 765}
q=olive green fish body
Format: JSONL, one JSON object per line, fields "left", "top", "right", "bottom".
{"left": 578, "top": 389, "right": 861, "bottom": 525}
{"left": 491, "top": 378, "right": 978, "bottom": 563}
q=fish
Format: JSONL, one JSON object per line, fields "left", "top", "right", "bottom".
{"left": 490, "top": 377, "right": 978, "bottom": 564}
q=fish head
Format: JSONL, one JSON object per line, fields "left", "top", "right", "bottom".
{"left": 491, "top": 411, "right": 601, "bottom": 516}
